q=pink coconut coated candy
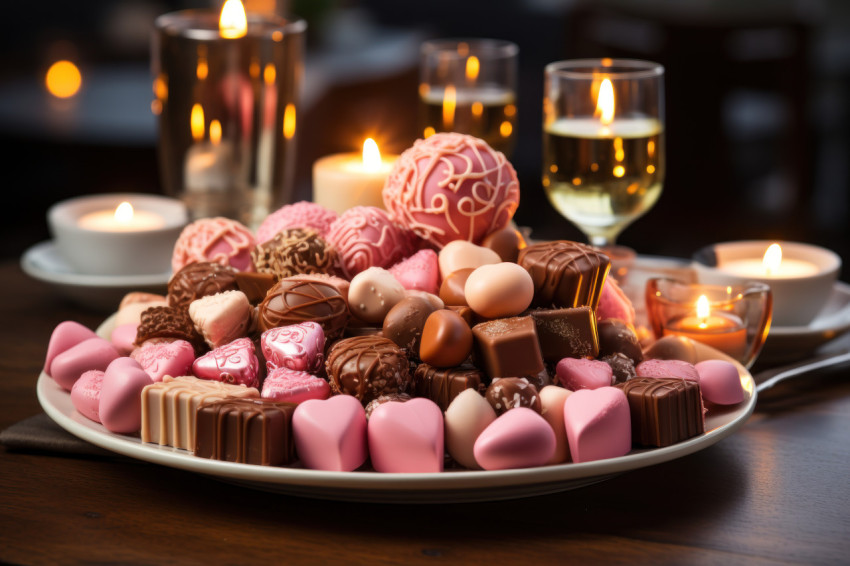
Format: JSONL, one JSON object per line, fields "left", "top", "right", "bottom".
{"left": 563, "top": 387, "right": 632, "bottom": 463}
{"left": 50, "top": 337, "right": 121, "bottom": 391}
{"left": 192, "top": 337, "right": 260, "bottom": 388}
{"left": 44, "top": 320, "right": 97, "bottom": 375}
{"left": 695, "top": 360, "right": 744, "bottom": 405}
{"left": 171, "top": 217, "right": 256, "bottom": 273}
{"left": 382, "top": 132, "right": 520, "bottom": 248}
{"left": 261, "top": 322, "right": 325, "bottom": 374}
{"left": 131, "top": 339, "right": 196, "bottom": 382}
{"left": 325, "top": 206, "right": 414, "bottom": 279}
{"left": 255, "top": 201, "right": 339, "bottom": 244}
{"left": 261, "top": 366, "right": 330, "bottom": 404}
{"left": 71, "top": 369, "right": 105, "bottom": 423}
{"left": 368, "top": 397, "right": 444, "bottom": 473}
{"left": 556, "top": 358, "right": 614, "bottom": 391}
{"left": 388, "top": 248, "right": 440, "bottom": 295}
{"left": 636, "top": 359, "right": 700, "bottom": 382}
{"left": 473, "top": 407, "right": 556, "bottom": 471}
{"left": 100, "top": 357, "right": 153, "bottom": 434}
{"left": 292, "top": 395, "right": 368, "bottom": 471}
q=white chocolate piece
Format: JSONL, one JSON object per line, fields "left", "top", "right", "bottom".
{"left": 444, "top": 389, "right": 497, "bottom": 470}
{"left": 438, "top": 240, "right": 500, "bottom": 280}
{"left": 347, "top": 267, "right": 407, "bottom": 324}
{"left": 539, "top": 385, "right": 572, "bottom": 464}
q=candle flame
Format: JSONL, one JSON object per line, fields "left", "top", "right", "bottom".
{"left": 466, "top": 56, "right": 480, "bottom": 81}
{"left": 219, "top": 0, "right": 247, "bottom": 39}
{"left": 443, "top": 85, "right": 456, "bottom": 129}
{"left": 763, "top": 243, "right": 782, "bottom": 275}
{"left": 696, "top": 295, "right": 710, "bottom": 326}
{"left": 114, "top": 202, "right": 134, "bottom": 224}
{"left": 190, "top": 103, "right": 205, "bottom": 141}
{"left": 210, "top": 119, "right": 222, "bottom": 145}
{"left": 595, "top": 78, "right": 615, "bottom": 125}
{"left": 45, "top": 60, "right": 82, "bottom": 99}
{"left": 362, "top": 138, "right": 382, "bottom": 172}
{"left": 283, "top": 103, "right": 296, "bottom": 139}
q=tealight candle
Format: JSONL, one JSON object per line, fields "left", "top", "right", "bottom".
{"left": 663, "top": 296, "right": 747, "bottom": 361}
{"left": 312, "top": 138, "right": 398, "bottom": 214}
{"left": 48, "top": 193, "right": 188, "bottom": 276}
{"left": 692, "top": 240, "right": 841, "bottom": 327}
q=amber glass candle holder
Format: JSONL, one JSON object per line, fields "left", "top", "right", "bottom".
{"left": 645, "top": 278, "right": 772, "bottom": 369}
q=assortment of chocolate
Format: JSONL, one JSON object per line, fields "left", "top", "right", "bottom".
{"left": 42, "top": 132, "right": 748, "bottom": 474}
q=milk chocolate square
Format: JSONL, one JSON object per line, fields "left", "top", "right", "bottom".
{"left": 471, "top": 316, "right": 545, "bottom": 380}
{"left": 616, "top": 377, "right": 704, "bottom": 447}
{"left": 528, "top": 306, "right": 599, "bottom": 362}
{"left": 141, "top": 376, "right": 259, "bottom": 451}
{"left": 195, "top": 398, "right": 296, "bottom": 466}
{"left": 413, "top": 364, "right": 487, "bottom": 411}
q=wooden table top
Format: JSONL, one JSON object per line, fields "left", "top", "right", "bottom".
{"left": 2, "top": 259, "right": 849, "bottom": 565}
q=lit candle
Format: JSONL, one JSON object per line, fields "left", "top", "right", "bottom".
{"left": 721, "top": 243, "right": 819, "bottom": 278}
{"left": 312, "top": 138, "right": 398, "bottom": 214}
{"left": 77, "top": 201, "right": 166, "bottom": 232}
{"left": 664, "top": 295, "right": 748, "bottom": 360}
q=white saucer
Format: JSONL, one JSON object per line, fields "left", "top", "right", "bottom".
{"left": 20, "top": 241, "right": 170, "bottom": 311}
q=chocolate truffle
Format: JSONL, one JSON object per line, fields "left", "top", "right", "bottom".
{"left": 167, "top": 261, "right": 239, "bottom": 311}
{"left": 597, "top": 318, "right": 643, "bottom": 364}
{"left": 616, "top": 377, "right": 705, "bottom": 447}
{"left": 602, "top": 353, "right": 637, "bottom": 384}
{"left": 134, "top": 305, "right": 206, "bottom": 354}
{"left": 517, "top": 240, "right": 610, "bottom": 310}
{"left": 382, "top": 296, "right": 439, "bottom": 359}
{"left": 258, "top": 276, "right": 349, "bottom": 341}
{"left": 413, "top": 363, "right": 487, "bottom": 411}
{"left": 364, "top": 392, "right": 412, "bottom": 419}
{"left": 484, "top": 377, "right": 541, "bottom": 415}
{"left": 325, "top": 335, "right": 412, "bottom": 405}
{"left": 251, "top": 227, "right": 340, "bottom": 280}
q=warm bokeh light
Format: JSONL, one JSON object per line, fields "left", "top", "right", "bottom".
{"left": 696, "top": 295, "right": 711, "bottom": 326}
{"left": 763, "top": 243, "right": 783, "bottom": 275}
{"left": 210, "top": 119, "right": 222, "bottom": 145}
{"left": 219, "top": 0, "right": 247, "bottom": 39}
{"left": 595, "top": 78, "right": 615, "bottom": 125}
{"left": 283, "top": 103, "right": 296, "bottom": 139}
{"left": 466, "top": 56, "right": 480, "bottom": 81}
{"left": 442, "top": 85, "right": 456, "bottom": 129}
{"left": 362, "top": 138, "right": 382, "bottom": 172}
{"left": 45, "top": 60, "right": 82, "bottom": 99}
{"left": 264, "top": 63, "right": 276, "bottom": 85}
{"left": 190, "top": 103, "right": 205, "bottom": 141}
{"left": 500, "top": 121, "right": 512, "bottom": 138}
{"left": 114, "top": 202, "right": 135, "bottom": 224}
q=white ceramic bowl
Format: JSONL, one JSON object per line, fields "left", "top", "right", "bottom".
{"left": 48, "top": 193, "right": 188, "bottom": 276}
{"left": 692, "top": 240, "right": 841, "bottom": 327}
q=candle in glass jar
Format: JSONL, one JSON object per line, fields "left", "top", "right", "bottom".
{"left": 663, "top": 295, "right": 747, "bottom": 360}
{"left": 312, "top": 138, "right": 397, "bottom": 214}
{"left": 77, "top": 202, "right": 166, "bottom": 232}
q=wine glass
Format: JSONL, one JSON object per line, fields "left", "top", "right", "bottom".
{"left": 419, "top": 38, "right": 519, "bottom": 157}
{"left": 542, "top": 59, "right": 665, "bottom": 248}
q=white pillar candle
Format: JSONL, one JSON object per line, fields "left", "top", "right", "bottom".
{"left": 312, "top": 139, "right": 397, "bottom": 214}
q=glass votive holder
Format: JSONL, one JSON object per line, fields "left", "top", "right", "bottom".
{"left": 645, "top": 278, "right": 773, "bottom": 368}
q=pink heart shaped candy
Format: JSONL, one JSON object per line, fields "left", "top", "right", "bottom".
{"left": 368, "top": 397, "right": 444, "bottom": 473}
{"left": 110, "top": 323, "right": 139, "bottom": 355}
{"left": 131, "top": 339, "right": 196, "bottom": 382}
{"left": 192, "top": 337, "right": 259, "bottom": 388}
{"left": 556, "top": 358, "right": 614, "bottom": 391}
{"left": 292, "top": 395, "right": 368, "bottom": 471}
{"left": 261, "top": 367, "right": 330, "bottom": 404}
{"left": 51, "top": 337, "right": 121, "bottom": 391}
{"left": 70, "top": 369, "right": 105, "bottom": 423}
{"left": 563, "top": 387, "right": 631, "bottom": 463}
{"left": 44, "top": 321, "right": 98, "bottom": 376}
{"left": 473, "top": 407, "right": 556, "bottom": 470}
{"left": 261, "top": 322, "right": 325, "bottom": 374}
{"left": 100, "top": 357, "right": 153, "bottom": 434}
{"left": 695, "top": 360, "right": 744, "bottom": 405}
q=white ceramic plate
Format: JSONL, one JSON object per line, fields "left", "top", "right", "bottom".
{"left": 20, "top": 241, "right": 170, "bottom": 311}
{"left": 38, "top": 335, "right": 756, "bottom": 504}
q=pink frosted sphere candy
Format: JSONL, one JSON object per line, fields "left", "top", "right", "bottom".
{"left": 171, "top": 216, "right": 256, "bottom": 273}
{"left": 382, "top": 132, "right": 520, "bottom": 248}
{"left": 261, "top": 366, "right": 330, "bottom": 404}
{"left": 695, "top": 360, "right": 745, "bottom": 405}
{"left": 563, "top": 387, "right": 632, "bottom": 463}
{"left": 636, "top": 359, "right": 700, "bottom": 382}
{"left": 368, "top": 398, "right": 444, "bottom": 473}
{"left": 292, "top": 395, "right": 368, "bottom": 471}
{"left": 70, "top": 369, "right": 105, "bottom": 423}
{"left": 255, "top": 200, "right": 339, "bottom": 244}
{"left": 325, "top": 206, "right": 414, "bottom": 278}
{"left": 44, "top": 320, "right": 97, "bottom": 375}
{"left": 192, "top": 337, "right": 260, "bottom": 388}
{"left": 556, "top": 358, "right": 614, "bottom": 391}
{"left": 473, "top": 407, "right": 556, "bottom": 471}
{"left": 50, "top": 337, "right": 121, "bottom": 391}
{"left": 261, "top": 322, "right": 325, "bottom": 374}
{"left": 100, "top": 357, "right": 153, "bottom": 434}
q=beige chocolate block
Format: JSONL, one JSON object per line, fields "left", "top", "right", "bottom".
{"left": 141, "top": 376, "right": 259, "bottom": 451}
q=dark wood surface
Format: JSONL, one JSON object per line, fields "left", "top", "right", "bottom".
{"left": 1, "top": 259, "right": 849, "bottom": 565}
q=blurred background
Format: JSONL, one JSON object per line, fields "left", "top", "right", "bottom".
{"left": 1, "top": 0, "right": 848, "bottom": 278}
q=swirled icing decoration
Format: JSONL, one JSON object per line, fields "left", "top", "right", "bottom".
{"left": 382, "top": 132, "right": 520, "bottom": 248}
{"left": 324, "top": 206, "right": 414, "bottom": 279}
{"left": 171, "top": 217, "right": 256, "bottom": 273}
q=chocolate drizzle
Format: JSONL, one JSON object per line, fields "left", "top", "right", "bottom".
{"left": 616, "top": 377, "right": 704, "bottom": 447}
{"left": 258, "top": 276, "right": 349, "bottom": 340}
{"left": 251, "top": 227, "right": 340, "bottom": 280}
{"left": 167, "top": 261, "right": 239, "bottom": 311}
{"left": 413, "top": 364, "right": 486, "bottom": 411}
{"left": 325, "top": 335, "right": 411, "bottom": 405}
{"left": 518, "top": 240, "right": 610, "bottom": 310}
